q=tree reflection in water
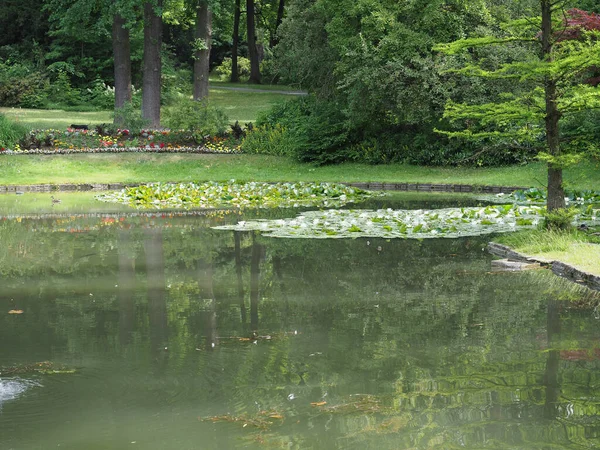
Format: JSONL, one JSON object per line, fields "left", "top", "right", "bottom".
{"left": 0, "top": 210, "right": 599, "bottom": 449}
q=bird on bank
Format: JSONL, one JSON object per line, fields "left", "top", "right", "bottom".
{"left": 50, "top": 196, "right": 61, "bottom": 204}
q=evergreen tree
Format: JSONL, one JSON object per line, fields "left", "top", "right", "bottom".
{"left": 435, "top": 3, "right": 600, "bottom": 213}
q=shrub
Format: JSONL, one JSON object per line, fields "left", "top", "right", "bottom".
{"left": 242, "top": 124, "right": 296, "bottom": 156}
{"left": 0, "top": 114, "right": 28, "bottom": 149}
{"left": 345, "top": 136, "right": 402, "bottom": 164}
{"left": 162, "top": 68, "right": 193, "bottom": 106}
{"left": 165, "top": 99, "right": 229, "bottom": 142}
{"left": 42, "top": 71, "right": 83, "bottom": 108}
{"left": 256, "top": 96, "right": 352, "bottom": 165}
{"left": 213, "top": 57, "right": 251, "bottom": 81}
{"left": 111, "top": 102, "right": 149, "bottom": 134}
{"left": 84, "top": 79, "right": 115, "bottom": 110}
{"left": 542, "top": 207, "right": 578, "bottom": 230}
{"left": 0, "top": 66, "right": 47, "bottom": 107}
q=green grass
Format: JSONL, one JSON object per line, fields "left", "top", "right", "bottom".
{"left": 1, "top": 154, "right": 600, "bottom": 189}
{"left": 209, "top": 79, "right": 305, "bottom": 92}
{"left": 0, "top": 108, "right": 111, "bottom": 130}
{"left": 496, "top": 229, "right": 600, "bottom": 275}
{"left": 208, "top": 89, "right": 291, "bottom": 123}
{"left": 0, "top": 84, "right": 292, "bottom": 130}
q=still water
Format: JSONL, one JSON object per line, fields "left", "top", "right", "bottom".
{"left": 0, "top": 193, "right": 599, "bottom": 449}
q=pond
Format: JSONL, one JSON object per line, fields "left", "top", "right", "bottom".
{"left": 1, "top": 192, "right": 599, "bottom": 449}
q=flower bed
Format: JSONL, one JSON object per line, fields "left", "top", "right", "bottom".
{"left": 0, "top": 127, "right": 242, "bottom": 155}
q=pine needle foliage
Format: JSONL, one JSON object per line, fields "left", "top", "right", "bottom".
{"left": 434, "top": 3, "right": 600, "bottom": 214}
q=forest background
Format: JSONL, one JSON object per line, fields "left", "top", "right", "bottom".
{"left": 1, "top": 0, "right": 600, "bottom": 173}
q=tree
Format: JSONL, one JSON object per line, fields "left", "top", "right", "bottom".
{"left": 230, "top": 0, "right": 241, "bottom": 82}
{"left": 43, "top": 0, "right": 139, "bottom": 122}
{"left": 193, "top": 0, "right": 212, "bottom": 100}
{"left": 112, "top": 13, "right": 133, "bottom": 115}
{"left": 142, "top": 0, "right": 163, "bottom": 127}
{"left": 435, "top": 3, "right": 600, "bottom": 213}
{"left": 246, "top": 0, "right": 261, "bottom": 83}
{"left": 272, "top": 0, "right": 285, "bottom": 47}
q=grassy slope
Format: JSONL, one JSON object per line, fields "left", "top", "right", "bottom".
{"left": 0, "top": 108, "right": 111, "bottom": 130}
{"left": 205, "top": 89, "right": 290, "bottom": 123}
{"left": 1, "top": 153, "right": 600, "bottom": 189}
{"left": 209, "top": 79, "right": 303, "bottom": 92}
{"left": 496, "top": 230, "right": 600, "bottom": 276}
{"left": 0, "top": 87, "right": 291, "bottom": 129}
{"left": 2, "top": 88, "right": 600, "bottom": 190}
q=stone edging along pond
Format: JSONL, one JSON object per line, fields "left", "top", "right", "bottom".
{"left": 488, "top": 242, "right": 600, "bottom": 292}
{"left": 0, "top": 181, "right": 530, "bottom": 194}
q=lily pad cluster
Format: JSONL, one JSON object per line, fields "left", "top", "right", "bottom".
{"left": 213, "top": 205, "right": 569, "bottom": 239}
{"left": 95, "top": 181, "right": 377, "bottom": 209}
{"left": 507, "top": 187, "right": 600, "bottom": 205}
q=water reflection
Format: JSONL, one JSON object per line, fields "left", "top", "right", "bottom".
{"left": 0, "top": 204, "right": 599, "bottom": 449}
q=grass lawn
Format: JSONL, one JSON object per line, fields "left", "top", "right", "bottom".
{"left": 200, "top": 89, "right": 291, "bottom": 123}
{"left": 0, "top": 108, "right": 111, "bottom": 130}
{"left": 209, "top": 79, "right": 305, "bottom": 92}
{"left": 496, "top": 230, "right": 600, "bottom": 276}
{"left": 0, "top": 85, "right": 292, "bottom": 129}
{"left": 1, "top": 153, "right": 600, "bottom": 189}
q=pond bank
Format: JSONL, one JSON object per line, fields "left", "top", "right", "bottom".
{"left": 0, "top": 181, "right": 530, "bottom": 194}
{"left": 488, "top": 242, "right": 600, "bottom": 291}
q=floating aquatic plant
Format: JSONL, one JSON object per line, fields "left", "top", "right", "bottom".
{"left": 212, "top": 204, "right": 598, "bottom": 239}
{"left": 506, "top": 188, "right": 600, "bottom": 205}
{"left": 96, "top": 181, "right": 378, "bottom": 209}
{"left": 0, "top": 361, "right": 76, "bottom": 376}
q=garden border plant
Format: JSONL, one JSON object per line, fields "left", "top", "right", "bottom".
{"left": 0, "top": 125, "right": 246, "bottom": 155}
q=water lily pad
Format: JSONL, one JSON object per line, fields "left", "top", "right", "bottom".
{"left": 213, "top": 205, "right": 574, "bottom": 239}
{"left": 96, "top": 181, "right": 379, "bottom": 210}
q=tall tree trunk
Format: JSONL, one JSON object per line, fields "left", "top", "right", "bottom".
{"left": 234, "top": 232, "right": 247, "bottom": 326}
{"left": 118, "top": 231, "right": 136, "bottom": 347}
{"left": 231, "top": 0, "right": 241, "bottom": 82}
{"left": 193, "top": 1, "right": 212, "bottom": 101}
{"left": 144, "top": 229, "right": 168, "bottom": 371}
{"left": 541, "top": 0, "right": 565, "bottom": 212}
{"left": 246, "top": 0, "right": 261, "bottom": 84}
{"left": 269, "top": 0, "right": 285, "bottom": 48}
{"left": 112, "top": 13, "right": 132, "bottom": 125}
{"left": 250, "top": 234, "right": 262, "bottom": 331}
{"left": 543, "top": 298, "right": 561, "bottom": 419}
{"left": 142, "top": 0, "right": 163, "bottom": 128}
{"left": 198, "top": 259, "right": 218, "bottom": 350}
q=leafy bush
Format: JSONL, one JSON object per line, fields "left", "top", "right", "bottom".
{"left": 256, "top": 96, "right": 352, "bottom": 165}
{"left": 111, "top": 102, "right": 149, "bottom": 134}
{"left": 0, "top": 114, "right": 28, "bottom": 149}
{"left": 241, "top": 124, "right": 295, "bottom": 156}
{"left": 161, "top": 68, "right": 193, "bottom": 106}
{"left": 0, "top": 60, "right": 48, "bottom": 107}
{"left": 542, "top": 207, "right": 578, "bottom": 230}
{"left": 165, "top": 99, "right": 229, "bottom": 142}
{"left": 83, "top": 79, "right": 115, "bottom": 110}
{"left": 345, "top": 136, "right": 401, "bottom": 164}
{"left": 213, "top": 57, "right": 251, "bottom": 81}
{"left": 254, "top": 95, "right": 542, "bottom": 166}
{"left": 562, "top": 109, "right": 600, "bottom": 157}
{"left": 42, "top": 71, "right": 83, "bottom": 108}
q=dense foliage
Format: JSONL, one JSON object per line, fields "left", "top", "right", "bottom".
{"left": 262, "top": 0, "right": 553, "bottom": 166}
{"left": 1, "top": 0, "right": 599, "bottom": 169}
{"left": 0, "top": 114, "right": 27, "bottom": 149}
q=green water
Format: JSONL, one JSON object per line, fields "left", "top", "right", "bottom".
{"left": 1, "top": 193, "right": 599, "bottom": 449}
